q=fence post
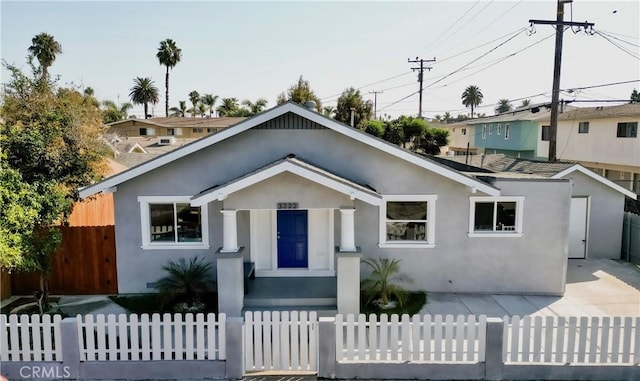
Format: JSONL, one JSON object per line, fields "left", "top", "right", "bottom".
{"left": 225, "top": 316, "right": 243, "bottom": 380}
{"left": 60, "top": 317, "right": 81, "bottom": 379}
{"left": 484, "top": 317, "right": 504, "bottom": 381}
{"left": 317, "top": 317, "right": 337, "bottom": 378}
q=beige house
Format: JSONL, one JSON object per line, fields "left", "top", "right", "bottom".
{"left": 437, "top": 122, "right": 478, "bottom": 156}
{"left": 536, "top": 103, "right": 640, "bottom": 192}
{"left": 107, "top": 116, "right": 245, "bottom": 139}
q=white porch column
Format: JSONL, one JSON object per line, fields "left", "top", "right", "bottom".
{"left": 221, "top": 209, "right": 239, "bottom": 252}
{"left": 339, "top": 208, "right": 356, "bottom": 252}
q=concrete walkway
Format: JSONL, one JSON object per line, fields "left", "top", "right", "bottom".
{"left": 419, "top": 259, "right": 640, "bottom": 317}
{"left": 57, "top": 295, "right": 130, "bottom": 316}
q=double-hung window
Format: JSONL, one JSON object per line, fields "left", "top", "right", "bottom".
{"left": 138, "top": 196, "right": 209, "bottom": 249}
{"left": 469, "top": 196, "right": 524, "bottom": 237}
{"left": 541, "top": 126, "right": 550, "bottom": 141}
{"left": 497, "top": 124, "right": 502, "bottom": 135}
{"left": 578, "top": 122, "right": 589, "bottom": 134}
{"left": 379, "top": 195, "right": 437, "bottom": 248}
{"left": 482, "top": 125, "right": 487, "bottom": 139}
{"left": 504, "top": 124, "right": 510, "bottom": 140}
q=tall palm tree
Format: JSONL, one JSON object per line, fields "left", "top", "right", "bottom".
{"left": 241, "top": 98, "right": 268, "bottom": 116}
{"left": 157, "top": 39, "right": 182, "bottom": 117}
{"left": 169, "top": 100, "right": 187, "bottom": 117}
{"left": 443, "top": 112, "right": 452, "bottom": 124}
{"left": 216, "top": 97, "right": 241, "bottom": 117}
{"left": 495, "top": 99, "right": 513, "bottom": 114}
{"left": 201, "top": 94, "right": 219, "bottom": 117}
{"left": 188, "top": 91, "right": 200, "bottom": 117}
{"left": 461, "top": 85, "right": 484, "bottom": 118}
{"left": 129, "top": 77, "right": 159, "bottom": 119}
{"left": 197, "top": 103, "right": 207, "bottom": 117}
{"left": 28, "top": 32, "right": 62, "bottom": 80}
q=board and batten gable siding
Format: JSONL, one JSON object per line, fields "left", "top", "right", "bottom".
{"left": 556, "top": 170, "right": 626, "bottom": 259}
{"left": 253, "top": 112, "right": 328, "bottom": 130}
{"left": 112, "top": 125, "right": 566, "bottom": 294}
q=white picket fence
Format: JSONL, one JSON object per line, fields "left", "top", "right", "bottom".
{"left": 0, "top": 314, "right": 63, "bottom": 362}
{"left": 76, "top": 313, "right": 226, "bottom": 361}
{"left": 336, "top": 314, "right": 487, "bottom": 363}
{"left": 244, "top": 311, "right": 318, "bottom": 372}
{"left": 503, "top": 316, "right": 640, "bottom": 364}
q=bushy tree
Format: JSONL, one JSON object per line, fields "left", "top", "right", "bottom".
{"left": 363, "top": 120, "right": 385, "bottom": 138}
{"left": 630, "top": 89, "right": 640, "bottom": 103}
{"left": 276, "top": 76, "right": 322, "bottom": 110}
{"left": 1, "top": 60, "right": 108, "bottom": 312}
{"left": 421, "top": 127, "right": 449, "bottom": 155}
{"left": 334, "top": 87, "right": 373, "bottom": 129}
{"left": 102, "top": 100, "right": 133, "bottom": 123}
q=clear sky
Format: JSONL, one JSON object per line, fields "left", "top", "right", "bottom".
{"left": 2, "top": 1, "right": 639, "bottom": 119}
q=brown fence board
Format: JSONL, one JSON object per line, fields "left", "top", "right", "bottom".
{"left": 11, "top": 226, "right": 117, "bottom": 295}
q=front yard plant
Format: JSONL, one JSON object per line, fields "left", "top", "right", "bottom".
{"left": 154, "top": 256, "right": 215, "bottom": 312}
{"left": 361, "top": 257, "right": 414, "bottom": 311}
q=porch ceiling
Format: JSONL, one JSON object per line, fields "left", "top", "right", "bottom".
{"left": 190, "top": 154, "right": 382, "bottom": 207}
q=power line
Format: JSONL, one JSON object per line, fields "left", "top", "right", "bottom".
{"left": 594, "top": 31, "right": 640, "bottom": 60}
{"left": 423, "top": 1, "right": 480, "bottom": 52}
{"left": 318, "top": 71, "right": 412, "bottom": 101}
{"left": 435, "top": 1, "right": 494, "bottom": 50}
{"left": 377, "top": 90, "right": 420, "bottom": 113}
{"left": 425, "top": 29, "right": 526, "bottom": 88}
{"left": 596, "top": 30, "right": 640, "bottom": 48}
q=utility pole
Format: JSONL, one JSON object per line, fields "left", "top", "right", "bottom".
{"left": 530, "top": 0, "right": 594, "bottom": 162}
{"left": 408, "top": 57, "right": 435, "bottom": 118}
{"left": 368, "top": 90, "right": 383, "bottom": 119}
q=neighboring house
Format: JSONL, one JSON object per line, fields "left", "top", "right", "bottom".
{"left": 104, "top": 136, "right": 201, "bottom": 168}
{"left": 79, "top": 102, "right": 635, "bottom": 317}
{"left": 107, "top": 116, "right": 245, "bottom": 139}
{"left": 463, "top": 105, "right": 573, "bottom": 159}
{"left": 536, "top": 103, "right": 640, "bottom": 193}
{"left": 436, "top": 154, "right": 636, "bottom": 260}
{"left": 437, "top": 122, "right": 477, "bottom": 156}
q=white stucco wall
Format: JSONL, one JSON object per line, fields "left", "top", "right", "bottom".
{"left": 113, "top": 128, "right": 572, "bottom": 295}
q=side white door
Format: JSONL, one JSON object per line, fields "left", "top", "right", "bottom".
{"left": 568, "top": 197, "right": 588, "bottom": 259}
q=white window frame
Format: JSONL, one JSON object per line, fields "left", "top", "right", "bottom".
{"left": 378, "top": 195, "right": 437, "bottom": 248}
{"left": 138, "top": 196, "right": 210, "bottom": 250}
{"left": 488, "top": 124, "right": 493, "bottom": 135}
{"left": 468, "top": 196, "right": 524, "bottom": 238}
{"left": 504, "top": 124, "right": 510, "bottom": 140}
{"left": 497, "top": 123, "right": 502, "bottom": 135}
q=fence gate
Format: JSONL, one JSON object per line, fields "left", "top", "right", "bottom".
{"left": 244, "top": 311, "right": 318, "bottom": 374}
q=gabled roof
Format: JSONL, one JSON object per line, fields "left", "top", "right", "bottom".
{"left": 191, "top": 155, "right": 382, "bottom": 207}
{"left": 433, "top": 154, "right": 637, "bottom": 200}
{"left": 551, "top": 165, "right": 637, "bottom": 200}
{"left": 80, "top": 102, "right": 500, "bottom": 199}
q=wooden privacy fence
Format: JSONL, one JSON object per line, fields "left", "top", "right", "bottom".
{"left": 11, "top": 225, "right": 117, "bottom": 295}
{"left": 336, "top": 314, "right": 487, "bottom": 363}
{"left": 503, "top": 315, "right": 640, "bottom": 364}
{"left": 76, "top": 313, "right": 226, "bottom": 361}
{"left": 244, "top": 311, "right": 318, "bottom": 373}
{"left": 0, "top": 314, "right": 63, "bottom": 362}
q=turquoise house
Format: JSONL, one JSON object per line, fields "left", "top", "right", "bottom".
{"left": 466, "top": 108, "right": 552, "bottom": 159}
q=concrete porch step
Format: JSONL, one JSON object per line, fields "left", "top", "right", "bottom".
{"left": 243, "top": 296, "right": 336, "bottom": 307}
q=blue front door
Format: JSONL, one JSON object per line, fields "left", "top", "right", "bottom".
{"left": 277, "top": 210, "right": 308, "bottom": 268}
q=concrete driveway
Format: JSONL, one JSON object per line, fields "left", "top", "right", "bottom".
{"left": 419, "top": 259, "right": 640, "bottom": 317}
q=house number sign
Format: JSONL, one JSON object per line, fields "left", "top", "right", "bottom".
{"left": 277, "top": 202, "right": 298, "bottom": 209}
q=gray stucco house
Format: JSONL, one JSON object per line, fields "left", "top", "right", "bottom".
{"left": 80, "top": 102, "right": 635, "bottom": 316}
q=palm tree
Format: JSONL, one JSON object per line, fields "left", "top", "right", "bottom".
{"left": 495, "top": 99, "right": 513, "bottom": 114}
{"left": 216, "top": 97, "right": 241, "bottom": 117}
{"left": 443, "top": 112, "right": 452, "bottom": 124}
{"left": 197, "top": 103, "right": 207, "bottom": 117}
{"left": 169, "top": 100, "right": 187, "bottom": 117}
{"left": 154, "top": 257, "right": 214, "bottom": 310}
{"left": 461, "top": 85, "right": 484, "bottom": 118}
{"left": 200, "top": 94, "right": 219, "bottom": 117}
{"left": 241, "top": 98, "right": 268, "bottom": 116}
{"left": 157, "top": 39, "right": 182, "bottom": 117}
{"left": 28, "top": 32, "right": 62, "bottom": 80}
{"left": 520, "top": 99, "right": 531, "bottom": 108}
{"left": 129, "top": 77, "right": 159, "bottom": 119}
{"left": 361, "top": 257, "right": 413, "bottom": 309}
{"left": 323, "top": 106, "right": 336, "bottom": 118}
{"left": 188, "top": 91, "right": 200, "bottom": 117}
